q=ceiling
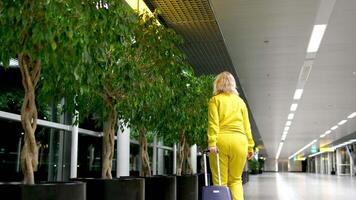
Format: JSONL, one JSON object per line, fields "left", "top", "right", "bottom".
{"left": 209, "top": 0, "right": 356, "bottom": 159}
{"left": 145, "top": 0, "right": 356, "bottom": 159}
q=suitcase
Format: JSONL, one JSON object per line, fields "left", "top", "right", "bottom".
{"left": 202, "top": 150, "right": 232, "bottom": 200}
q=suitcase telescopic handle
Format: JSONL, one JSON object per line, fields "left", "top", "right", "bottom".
{"left": 203, "top": 150, "right": 222, "bottom": 186}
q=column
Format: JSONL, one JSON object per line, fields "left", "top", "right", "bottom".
{"left": 328, "top": 153, "right": 331, "bottom": 174}
{"left": 152, "top": 135, "right": 157, "bottom": 175}
{"left": 346, "top": 146, "right": 353, "bottom": 176}
{"left": 157, "top": 140, "right": 164, "bottom": 175}
{"left": 116, "top": 121, "right": 130, "bottom": 177}
{"left": 173, "top": 143, "right": 177, "bottom": 175}
{"left": 190, "top": 144, "right": 197, "bottom": 174}
{"left": 336, "top": 148, "right": 341, "bottom": 175}
{"left": 70, "top": 111, "right": 79, "bottom": 179}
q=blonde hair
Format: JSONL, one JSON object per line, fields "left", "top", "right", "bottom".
{"left": 213, "top": 71, "right": 239, "bottom": 96}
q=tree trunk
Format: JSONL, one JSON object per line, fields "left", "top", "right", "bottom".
{"left": 176, "top": 131, "right": 185, "bottom": 176}
{"left": 101, "top": 107, "right": 117, "bottom": 179}
{"left": 184, "top": 138, "right": 193, "bottom": 175}
{"left": 19, "top": 54, "right": 41, "bottom": 185}
{"left": 139, "top": 128, "right": 151, "bottom": 177}
{"left": 177, "top": 131, "right": 193, "bottom": 176}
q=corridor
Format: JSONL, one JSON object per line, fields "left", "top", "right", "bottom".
{"left": 244, "top": 173, "right": 356, "bottom": 200}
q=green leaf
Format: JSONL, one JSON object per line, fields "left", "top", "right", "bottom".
{"left": 50, "top": 40, "right": 57, "bottom": 50}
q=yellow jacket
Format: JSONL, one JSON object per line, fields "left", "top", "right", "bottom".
{"left": 208, "top": 92, "right": 255, "bottom": 152}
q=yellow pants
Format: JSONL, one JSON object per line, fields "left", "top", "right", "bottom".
{"left": 209, "top": 133, "right": 248, "bottom": 200}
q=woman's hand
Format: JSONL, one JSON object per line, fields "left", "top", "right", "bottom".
{"left": 208, "top": 146, "right": 218, "bottom": 154}
{"left": 247, "top": 151, "right": 254, "bottom": 160}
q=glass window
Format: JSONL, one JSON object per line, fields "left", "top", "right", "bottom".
{"left": 0, "top": 118, "right": 70, "bottom": 182}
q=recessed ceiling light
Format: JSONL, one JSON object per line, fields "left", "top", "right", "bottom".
{"left": 325, "top": 130, "right": 331, "bottom": 135}
{"left": 284, "top": 126, "right": 290, "bottom": 131}
{"left": 307, "top": 24, "right": 327, "bottom": 53}
{"left": 347, "top": 112, "right": 356, "bottom": 119}
{"left": 290, "top": 103, "right": 298, "bottom": 111}
{"left": 293, "top": 89, "right": 304, "bottom": 100}
{"left": 320, "top": 134, "right": 325, "bottom": 138}
{"left": 331, "top": 125, "right": 338, "bottom": 130}
{"left": 286, "top": 121, "right": 292, "bottom": 126}
{"left": 288, "top": 113, "right": 295, "bottom": 120}
{"left": 337, "top": 120, "right": 347, "bottom": 126}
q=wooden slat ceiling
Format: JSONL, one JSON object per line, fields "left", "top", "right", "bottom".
{"left": 144, "top": 0, "right": 233, "bottom": 75}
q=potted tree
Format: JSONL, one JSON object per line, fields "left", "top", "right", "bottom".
{"left": 67, "top": 4, "right": 188, "bottom": 200}
{"left": 176, "top": 75, "right": 214, "bottom": 200}
{"left": 50, "top": 1, "right": 147, "bottom": 200}
{"left": 0, "top": 1, "right": 87, "bottom": 199}
{"left": 122, "top": 11, "right": 190, "bottom": 200}
{"left": 157, "top": 71, "right": 214, "bottom": 200}
{"left": 248, "top": 159, "right": 259, "bottom": 175}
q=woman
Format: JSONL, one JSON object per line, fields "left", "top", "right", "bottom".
{"left": 208, "top": 71, "right": 255, "bottom": 200}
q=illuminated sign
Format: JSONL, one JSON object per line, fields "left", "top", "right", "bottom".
{"left": 310, "top": 144, "right": 318, "bottom": 153}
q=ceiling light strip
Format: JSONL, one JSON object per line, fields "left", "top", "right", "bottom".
{"left": 290, "top": 104, "right": 298, "bottom": 111}
{"left": 287, "top": 113, "right": 295, "bottom": 120}
{"left": 307, "top": 24, "right": 327, "bottom": 53}
{"left": 293, "top": 89, "right": 304, "bottom": 100}
{"left": 332, "top": 139, "right": 356, "bottom": 150}
{"left": 337, "top": 120, "right": 347, "bottom": 126}
{"left": 285, "top": 0, "right": 337, "bottom": 160}
{"left": 308, "top": 151, "right": 324, "bottom": 158}
{"left": 289, "top": 139, "right": 317, "bottom": 160}
{"left": 347, "top": 112, "right": 356, "bottom": 119}
{"left": 275, "top": 142, "right": 284, "bottom": 159}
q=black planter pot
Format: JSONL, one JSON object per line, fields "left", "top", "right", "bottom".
{"left": 176, "top": 175, "right": 198, "bottom": 200}
{"left": 0, "top": 182, "right": 21, "bottom": 200}
{"left": 250, "top": 170, "right": 259, "bottom": 175}
{"left": 73, "top": 177, "right": 144, "bottom": 200}
{"left": 0, "top": 181, "right": 86, "bottom": 200}
{"left": 144, "top": 175, "right": 176, "bottom": 200}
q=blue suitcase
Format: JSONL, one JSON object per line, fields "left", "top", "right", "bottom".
{"left": 202, "top": 150, "right": 232, "bottom": 200}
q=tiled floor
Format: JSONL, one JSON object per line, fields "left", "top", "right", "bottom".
{"left": 243, "top": 173, "right": 356, "bottom": 200}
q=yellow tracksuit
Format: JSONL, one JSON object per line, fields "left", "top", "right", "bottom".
{"left": 208, "top": 92, "right": 255, "bottom": 200}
